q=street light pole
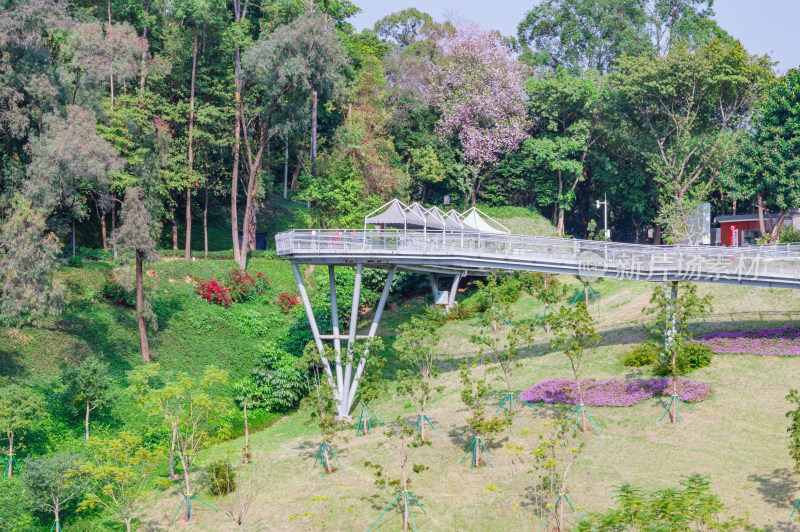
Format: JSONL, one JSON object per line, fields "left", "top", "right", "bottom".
{"left": 595, "top": 194, "right": 609, "bottom": 240}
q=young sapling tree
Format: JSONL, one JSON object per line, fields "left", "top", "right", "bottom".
{"left": 549, "top": 303, "right": 601, "bottom": 434}
{"left": 470, "top": 279, "right": 537, "bottom": 419}
{"left": 130, "top": 364, "right": 229, "bottom": 523}
{"left": 354, "top": 339, "right": 386, "bottom": 436}
{"left": 24, "top": 451, "right": 82, "bottom": 531}
{"left": 62, "top": 357, "right": 111, "bottom": 440}
{"left": 645, "top": 281, "right": 713, "bottom": 423}
{"left": 233, "top": 378, "right": 261, "bottom": 464}
{"left": 787, "top": 389, "right": 800, "bottom": 520}
{"left": 524, "top": 272, "right": 566, "bottom": 333}
{"left": 395, "top": 316, "right": 444, "bottom": 440}
{"left": 220, "top": 458, "right": 255, "bottom": 532}
{"left": 529, "top": 416, "right": 583, "bottom": 530}
{"left": 459, "top": 363, "right": 511, "bottom": 468}
{"left": 365, "top": 417, "right": 431, "bottom": 531}
{"left": 0, "top": 381, "right": 44, "bottom": 478}
{"left": 75, "top": 432, "right": 160, "bottom": 532}
{"left": 302, "top": 344, "right": 347, "bottom": 475}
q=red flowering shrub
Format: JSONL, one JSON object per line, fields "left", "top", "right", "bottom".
{"left": 201, "top": 280, "right": 232, "bottom": 308}
{"left": 278, "top": 292, "right": 300, "bottom": 313}
{"left": 100, "top": 276, "right": 135, "bottom": 307}
{"left": 223, "top": 269, "right": 271, "bottom": 303}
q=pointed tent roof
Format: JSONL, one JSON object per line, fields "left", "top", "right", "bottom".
{"left": 407, "top": 203, "right": 443, "bottom": 230}
{"left": 364, "top": 199, "right": 425, "bottom": 229}
{"left": 460, "top": 207, "right": 510, "bottom": 234}
{"left": 432, "top": 207, "right": 465, "bottom": 231}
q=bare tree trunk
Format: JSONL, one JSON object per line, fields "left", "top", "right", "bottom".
{"left": 231, "top": 50, "right": 242, "bottom": 264}
{"left": 170, "top": 204, "right": 179, "bottom": 250}
{"left": 556, "top": 170, "right": 565, "bottom": 236}
{"left": 311, "top": 90, "right": 317, "bottom": 180}
{"left": 139, "top": 0, "right": 150, "bottom": 92}
{"left": 474, "top": 432, "right": 482, "bottom": 466}
{"left": 100, "top": 213, "right": 108, "bottom": 251}
{"left": 72, "top": 219, "right": 76, "bottom": 256}
{"left": 135, "top": 250, "right": 151, "bottom": 363}
{"left": 185, "top": 24, "right": 198, "bottom": 262}
{"left": 243, "top": 401, "right": 249, "bottom": 464}
{"left": 169, "top": 425, "right": 178, "bottom": 479}
{"left": 757, "top": 192, "right": 768, "bottom": 239}
{"left": 112, "top": 197, "right": 118, "bottom": 258}
{"left": 6, "top": 433, "right": 12, "bottom": 478}
{"left": 182, "top": 456, "right": 192, "bottom": 522}
{"left": 203, "top": 177, "right": 209, "bottom": 259}
{"left": 108, "top": 0, "right": 114, "bottom": 110}
{"left": 402, "top": 470, "right": 409, "bottom": 531}
{"left": 283, "top": 135, "right": 289, "bottom": 198}
{"left": 323, "top": 444, "right": 331, "bottom": 474}
{"left": 85, "top": 400, "right": 91, "bottom": 440}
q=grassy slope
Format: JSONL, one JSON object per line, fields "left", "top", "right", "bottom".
{"left": 135, "top": 277, "right": 800, "bottom": 531}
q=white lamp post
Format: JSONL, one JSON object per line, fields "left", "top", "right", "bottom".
{"left": 595, "top": 193, "right": 610, "bottom": 240}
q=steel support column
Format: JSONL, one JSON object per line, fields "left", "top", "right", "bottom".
{"left": 347, "top": 266, "right": 396, "bottom": 411}
{"left": 328, "top": 266, "right": 344, "bottom": 417}
{"left": 292, "top": 263, "right": 339, "bottom": 405}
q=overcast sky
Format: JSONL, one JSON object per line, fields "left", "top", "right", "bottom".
{"left": 350, "top": 0, "right": 800, "bottom": 71}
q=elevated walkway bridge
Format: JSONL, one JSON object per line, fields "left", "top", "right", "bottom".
{"left": 275, "top": 229, "right": 800, "bottom": 419}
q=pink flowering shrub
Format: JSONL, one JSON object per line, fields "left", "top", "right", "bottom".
{"left": 697, "top": 326, "right": 800, "bottom": 356}
{"left": 519, "top": 377, "right": 712, "bottom": 407}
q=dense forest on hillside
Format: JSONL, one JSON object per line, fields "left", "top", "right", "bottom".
{"left": 2, "top": 0, "right": 799, "bottom": 282}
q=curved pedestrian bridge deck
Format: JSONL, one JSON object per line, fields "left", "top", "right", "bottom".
{"left": 276, "top": 229, "right": 800, "bottom": 289}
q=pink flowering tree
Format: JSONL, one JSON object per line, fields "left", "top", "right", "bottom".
{"left": 428, "top": 24, "right": 529, "bottom": 206}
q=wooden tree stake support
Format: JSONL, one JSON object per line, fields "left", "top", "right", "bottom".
{"left": 538, "top": 492, "right": 588, "bottom": 532}
{"left": 495, "top": 392, "right": 538, "bottom": 420}
{"left": 413, "top": 414, "right": 443, "bottom": 439}
{"left": 312, "top": 442, "right": 343, "bottom": 477}
{"left": 789, "top": 497, "right": 800, "bottom": 521}
{"left": 171, "top": 493, "right": 219, "bottom": 524}
{"left": 354, "top": 404, "right": 383, "bottom": 436}
{"left": 567, "top": 403, "right": 600, "bottom": 435}
{"left": 570, "top": 283, "right": 599, "bottom": 307}
{"left": 657, "top": 395, "right": 694, "bottom": 426}
{"left": 0, "top": 453, "right": 21, "bottom": 478}
{"left": 368, "top": 490, "right": 426, "bottom": 532}
{"left": 460, "top": 437, "right": 494, "bottom": 469}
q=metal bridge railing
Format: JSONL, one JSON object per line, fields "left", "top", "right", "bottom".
{"left": 275, "top": 229, "right": 800, "bottom": 284}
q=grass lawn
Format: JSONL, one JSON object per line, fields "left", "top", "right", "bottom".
{"left": 136, "top": 277, "right": 800, "bottom": 531}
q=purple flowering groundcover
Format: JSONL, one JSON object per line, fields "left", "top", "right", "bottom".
{"left": 696, "top": 326, "right": 800, "bottom": 357}
{"left": 518, "top": 377, "right": 712, "bottom": 407}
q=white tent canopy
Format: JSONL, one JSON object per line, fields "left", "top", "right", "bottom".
{"left": 364, "top": 200, "right": 510, "bottom": 234}
{"left": 460, "top": 207, "right": 510, "bottom": 234}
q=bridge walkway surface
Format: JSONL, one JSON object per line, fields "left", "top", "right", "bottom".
{"left": 276, "top": 229, "right": 800, "bottom": 290}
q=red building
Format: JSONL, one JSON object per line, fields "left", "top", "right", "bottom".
{"left": 715, "top": 212, "right": 799, "bottom": 246}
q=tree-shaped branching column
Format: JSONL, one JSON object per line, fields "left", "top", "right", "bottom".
{"left": 302, "top": 345, "right": 347, "bottom": 476}
{"left": 366, "top": 417, "right": 432, "bottom": 532}
{"left": 548, "top": 302, "right": 601, "bottom": 435}
{"left": 471, "top": 273, "right": 538, "bottom": 420}
{"left": 395, "top": 316, "right": 445, "bottom": 440}
{"left": 645, "top": 281, "right": 712, "bottom": 425}
{"left": 459, "top": 363, "right": 510, "bottom": 469}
